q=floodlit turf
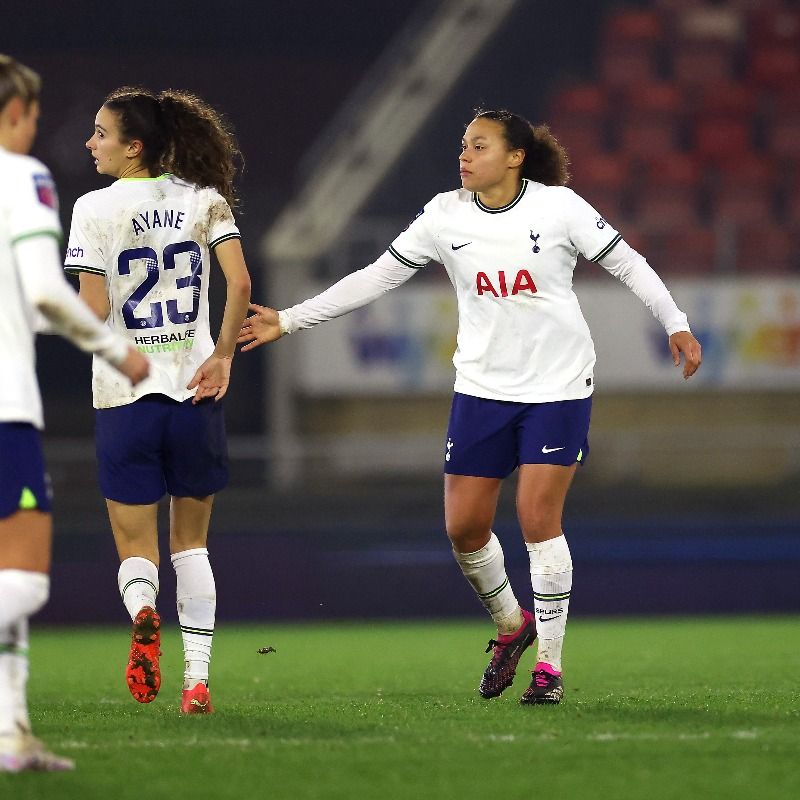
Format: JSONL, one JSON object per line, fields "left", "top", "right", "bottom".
{"left": 3, "top": 617, "right": 798, "bottom": 800}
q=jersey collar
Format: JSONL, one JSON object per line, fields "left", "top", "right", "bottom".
{"left": 117, "top": 173, "right": 172, "bottom": 182}
{"left": 473, "top": 180, "right": 528, "bottom": 214}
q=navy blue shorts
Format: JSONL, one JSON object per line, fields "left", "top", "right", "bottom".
{"left": 443, "top": 393, "right": 591, "bottom": 478}
{"left": 95, "top": 394, "right": 229, "bottom": 504}
{"left": 0, "top": 423, "right": 52, "bottom": 518}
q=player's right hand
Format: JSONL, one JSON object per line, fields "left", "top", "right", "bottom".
{"left": 117, "top": 346, "right": 150, "bottom": 385}
{"left": 237, "top": 303, "right": 282, "bottom": 352}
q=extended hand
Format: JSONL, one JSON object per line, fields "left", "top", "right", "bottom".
{"left": 669, "top": 331, "right": 702, "bottom": 379}
{"left": 187, "top": 354, "right": 232, "bottom": 403}
{"left": 237, "top": 303, "right": 282, "bottom": 352}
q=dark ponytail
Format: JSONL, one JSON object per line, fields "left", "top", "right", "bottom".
{"left": 102, "top": 86, "right": 242, "bottom": 208}
{"left": 473, "top": 108, "right": 570, "bottom": 187}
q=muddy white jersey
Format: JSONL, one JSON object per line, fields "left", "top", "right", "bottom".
{"left": 0, "top": 146, "right": 61, "bottom": 427}
{"left": 390, "top": 180, "right": 633, "bottom": 402}
{"left": 65, "top": 174, "right": 240, "bottom": 408}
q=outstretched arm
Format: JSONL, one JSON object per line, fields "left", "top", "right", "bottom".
{"left": 237, "top": 251, "right": 420, "bottom": 352}
{"left": 16, "top": 235, "right": 149, "bottom": 385}
{"left": 599, "top": 240, "right": 702, "bottom": 379}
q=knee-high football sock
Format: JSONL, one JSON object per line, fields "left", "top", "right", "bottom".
{"left": 117, "top": 557, "right": 159, "bottom": 621}
{"left": 453, "top": 532, "right": 523, "bottom": 634}
{"left": 0, "top": 570, "right": 49, "bottom": 738}
{"left": 527, "top": 535, "right": 572, "bottom": 672}
{"left": 171, "top": 548, "right": 216, "bottom": 688}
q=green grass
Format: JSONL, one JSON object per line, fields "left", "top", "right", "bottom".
{"left": 3, "top": 617, "right": 799, "bottom": 800}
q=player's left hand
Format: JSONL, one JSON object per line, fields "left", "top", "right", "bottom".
{"left": 187, "top": 354, "right": 232, "bottom": 403}
{"left": 669, "top": 331, "right": 702, "bottom": 379}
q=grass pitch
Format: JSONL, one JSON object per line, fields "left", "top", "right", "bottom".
{"left": 3, "top": 617, "right": 798, "bottom": 800}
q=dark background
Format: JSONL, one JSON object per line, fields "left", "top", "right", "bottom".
{"left": 4, "top": 0, "right": 799, "bottom": 622}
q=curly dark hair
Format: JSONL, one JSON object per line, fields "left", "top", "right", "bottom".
{"left": 103, "top": 86, "right": 242, "bottom": 208}
{"left": 473, "top": 108, "right": 570, "bottom": 187}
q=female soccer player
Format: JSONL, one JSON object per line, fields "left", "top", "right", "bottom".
{"left": 64, "top": 87, "right": 251, "bottom": 714}
{"left": 1, "top": 56, "right": 149, "bottom": 772}
{"left": 238, "top": 109, "right": 702, "bottom": 705}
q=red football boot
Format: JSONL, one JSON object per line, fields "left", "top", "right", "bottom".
{"left": 181, "top": 682, "right": 214, "bottom": 714}
{"left": 126, "top": 606, "right": 161, "bottom": 703}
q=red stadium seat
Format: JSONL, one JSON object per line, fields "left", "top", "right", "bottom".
{"left": 748, "top": 45, "right": 800, "bottom": 90}
{"left": 599, "top": 46, "right": 660, "bottom": 88}
{"left": 672, "top": 39, "right": 738, "bottom": 86}
{"left": 735, "top": 222, "right": 795, "bottom": 273}
{"left": 549, "top": 84, "right": 611, "bottom": 159}
{"left": 632, "top": 155, "right": 704, "bottom": 233}
{"left": 617, "top": 83, "right": 686, "bottom": 158}
{"left": 659, "top": 225, "right": 719, "bottom": 275}
{"left": 570, "top": 153, "right": 632, "bottom": 224}
{"left": 711, "top": 157, "right": 779, "bottom": 225}
{"left": 750, "top": 6, "right": 800, "bottom": 49}
{"left": 603, "top": 8, "right": 664, "bottom": 47}
{"left": 693, "top": 116, "right": 754, "bottom": 163}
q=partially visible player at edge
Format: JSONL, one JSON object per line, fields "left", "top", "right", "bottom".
{"left": 64, "top": 87, "right": 251, "bottom": 714}
{"left": 0, "top": 55, "right": 149, "bottom": 773}
{"left": 238, "top": 109, "right": 702, "bottom": 705}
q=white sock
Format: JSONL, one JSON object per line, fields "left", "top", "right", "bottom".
{"left": 0, "top": 570, "right": 49, "bottom": 738}
{"left": 117, "top": 557, "right": 159, "bottom": 621}
{"left": 172, "top": 548, "right": 215, "bottom": 689}
{"left": 453, "top": 532, "right": 522, "bottom": 634}
{"left": 527, "top": 535, "right": 572, "bottom": 672}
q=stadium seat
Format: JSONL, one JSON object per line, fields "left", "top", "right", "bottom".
{"left": 692, "top": 116, "right": 754, "bottom": 163}
{"left": 764, "top": 90, "right": 800, "bottom": 161}
{"left": 671, "top": 39, "right": 739, "bottom": 86}
{"left": 711, "top": 156, "right": 779, "bottom": 225}
{"left": 599, "top": 46, "right": 661, "bottom": 88}
{"left": 616, "top": 82, "right": 686, "bottom": 157}
{"left": 549, "top": 84, "right": 611, "bottom": 159}
{"left": 749, "top": 5, "right": 800, "bottom": 49}
{"left": 748, "top": 45, "right": 800, "bottom": 90}
{"left": 632, "top": 154, "right": 704, "bottom": 233}
{"left": 603, "top": 8, "right": 664, "bottom": 47}
{"left": 735, "top": 222, "right": 795, "bottom": 273}
{"left": 569, "top": 153, "right": 631, "bottom": 223}
{"left": 658, "top": 224, "right": 718, "bottom": 275}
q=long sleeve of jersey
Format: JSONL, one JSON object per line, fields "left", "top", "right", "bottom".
{"left": 14, "top": 235, "right": 129, "bottom": 365}
{"left": 598, "top": 240, "right": 690, "bottom": 335}
{"left": 278, "top": 251, "right": 421, "bottom": 334}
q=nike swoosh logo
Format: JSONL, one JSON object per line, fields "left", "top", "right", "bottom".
{"left": 451, "top": 242, "right": 472, "bottom": 250}
{"left": 541, "top": 446, "right": 565, "bottom": 454}
{"left": 538, "top": 614, "right": 562, "bottom": 623}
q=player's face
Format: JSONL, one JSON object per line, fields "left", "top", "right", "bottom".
{"left": 85, "top": 106, "right": 138, "bottom": 178}
{"left": 459, "top": 117, "right": 523, "bottom": 195}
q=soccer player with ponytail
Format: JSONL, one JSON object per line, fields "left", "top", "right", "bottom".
{"left": 1, "top": 58, "right": 149, "bottom": 771}
{"left": 65, "top": 87, "right": 251, "bottom": 714}
{"left": 239, "top": 109, "right": 702, "bottom": 705}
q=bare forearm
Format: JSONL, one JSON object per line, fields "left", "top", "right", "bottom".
{"left": 215, "top": 276, "right": 251, "bottom": 358}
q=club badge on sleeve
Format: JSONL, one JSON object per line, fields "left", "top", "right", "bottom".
{"left": 33, "top": 173, "right": 58, "bottom": 211}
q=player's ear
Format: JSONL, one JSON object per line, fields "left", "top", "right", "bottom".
{"left": 509, "top": 148, "right": 524, "bottom": 169}
{"left": 3, "top": 95, "right": 25, "bottom": 126}
{"left": 126, "top": 138, "right": 144, "bottom": 159}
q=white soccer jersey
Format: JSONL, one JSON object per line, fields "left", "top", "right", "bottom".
{"left": 389, "top": 180, "right": 618, "bottom": 401}
{"left": 281, "top": 179, "right": 690, "bottom": 403}
{"left": 0, "top": 146, "right": 61, "bottom": 428}
{"left": 65, "top": 174, "right": 240, "bottom": 409}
